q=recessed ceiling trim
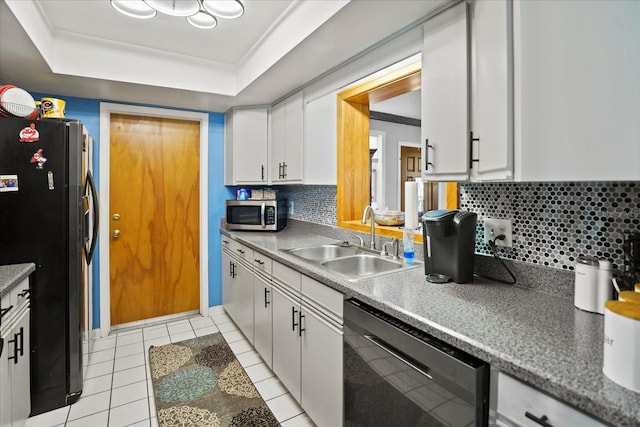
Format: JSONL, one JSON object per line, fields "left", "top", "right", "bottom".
{"left": 236, "top": 0, "right": 350, "bottom": 93}
{"left": 5, "top": 0, "right": 55, "bottom": 66}
{"left": 51, "top": 31, "right": 237, "bottom": 95}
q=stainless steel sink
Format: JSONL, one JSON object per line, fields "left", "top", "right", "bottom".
{"left": 282, "top": 243, "right": 420, "bottom": 281}
{"left": 286, "top": 244, "right": 358, "bottom": 262}
{"left": 320, "top": 254, "right": 405, "bottom": 280}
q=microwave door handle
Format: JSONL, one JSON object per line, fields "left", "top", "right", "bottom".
{"left": 261, "top": 203, "right": 266, "bottom": 229}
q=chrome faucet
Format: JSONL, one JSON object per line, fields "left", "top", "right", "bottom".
{"left": 361, "top": 205, "right": 376, "bottom": 249}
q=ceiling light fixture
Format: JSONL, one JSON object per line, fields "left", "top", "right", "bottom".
{"left": 202, "top": 0, "right": 244, "bottom": 20}
{"left": 110, "top": 0, "right": 157, "bottom": 19}
{"left": 110, "top": 0, "right": 242, "bottom": 29}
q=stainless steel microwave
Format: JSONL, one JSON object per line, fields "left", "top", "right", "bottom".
{"left": 226, "top": 199, "right": 287, "bottom": 231}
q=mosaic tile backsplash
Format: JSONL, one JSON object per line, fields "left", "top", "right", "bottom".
{"left": 276, "top": 185, "right": 337, "bottom": 226}
{"left": 232, "top": 181, "right": 640, "bottom": 274}
{"left": 459, "top": 182, "right": 640, "bottom": 272}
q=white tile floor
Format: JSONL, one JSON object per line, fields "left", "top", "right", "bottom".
{"left": 25, "top": 305, "right": 315, "bottom": 427}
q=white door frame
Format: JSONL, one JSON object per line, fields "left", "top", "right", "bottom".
{"left": 98, "top": 103, "right": 209, "bottom": 337}
{"left": 369, "top": 130, "right": 385, "bottom": 209}
{"left": 397, "top": 140, "right": 421, "bottom": 209}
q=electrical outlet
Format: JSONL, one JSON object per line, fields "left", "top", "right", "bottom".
{"left": 287, "top": 201, "right": 294, "bottom": 215}
{"left": 483, "top": 218, "right": 513, "bottom": 248}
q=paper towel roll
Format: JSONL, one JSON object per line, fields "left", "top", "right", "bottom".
{"left": 405, "top": 181, "right": 418, "bottom": 229}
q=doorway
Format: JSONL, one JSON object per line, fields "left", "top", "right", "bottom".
{"left": 99, "top": 103, "right": 209, "bottom": 336}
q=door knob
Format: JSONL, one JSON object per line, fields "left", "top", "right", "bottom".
{"left": 112, "top": 214, "right": 121, "bottom": 221}
{"left": 112, "top": 230, "right": 121, "bottom": 238}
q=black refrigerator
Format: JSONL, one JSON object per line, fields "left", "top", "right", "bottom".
{"left": 0, "top": 116, "right": 98, "bottom": 415}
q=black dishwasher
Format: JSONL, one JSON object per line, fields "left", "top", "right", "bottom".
{"left": 344, "top": 299, "right": 489, "bottom": 426}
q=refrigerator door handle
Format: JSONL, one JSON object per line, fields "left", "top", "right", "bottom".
{"left": 84, "top": 170, "right": 99, "bottom": 264}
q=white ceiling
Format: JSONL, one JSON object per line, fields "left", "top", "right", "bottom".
{"left": 0, "top": 0, "right": 451, "bottom": 113}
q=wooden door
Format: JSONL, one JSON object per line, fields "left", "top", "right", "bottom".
{"left": 109, "top": 114, "right": 200, "bottom": 325}
{"left": 400, "top": 146, "right": 422, "bottom": 210}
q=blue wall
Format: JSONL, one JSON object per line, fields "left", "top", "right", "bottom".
{"left": 33, "top": 94, "right": 231, "bottom": 328}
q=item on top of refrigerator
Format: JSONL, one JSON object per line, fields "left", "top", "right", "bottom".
{"left": 40, "top": 97, "right": 66, "bottom": 119}
{"left": 0, "top": 85, "right": 37, "bottom": 119}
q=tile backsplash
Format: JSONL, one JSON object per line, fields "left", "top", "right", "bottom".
{"left": 244, "top": 181, "right": 640, "bottom": 273}
{"left": 278, "top": 185, "right": 337, "bottom": 226}
{"left": 459, "top": 182, "right": 640, "bottom": 272}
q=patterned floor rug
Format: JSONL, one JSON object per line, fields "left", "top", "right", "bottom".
{"left": 149, "top": 333, "right": 280, "bottom": 427}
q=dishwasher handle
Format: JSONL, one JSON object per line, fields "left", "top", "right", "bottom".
{"left": 364, "top": 334, "right": 433, "bottom": 380}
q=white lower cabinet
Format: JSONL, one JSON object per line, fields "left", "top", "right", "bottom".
{"left": 272, "top": 283, "right": 302, "bottom": 401}
{"left": 221, "top": 239, "right": 344, "bottom": 427}
{"left": 496, "top": 372, "right": 604, "bottom": 426}
{"left": 221, "top": 239, "right": 254, "bottom": 343}
{"left": 0, "top": 277, "right": 31, "bottom": 427}
{"left": 300, "top": 300, "right": 343, "bottom": 427}
{"left": 253, "top": 272, "right": 273, "bottom": 368}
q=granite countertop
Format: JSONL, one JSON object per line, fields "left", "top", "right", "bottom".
{"left": 0, "top": 263, "right": 35, "bottom": 299}
{"left": 221, "top": 227, "right": 640, "bottom": 427}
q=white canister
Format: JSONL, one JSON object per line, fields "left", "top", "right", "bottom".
{"left": 574, "top": 256, "right": 600, "bottom": 313}
{"left": 603, "top": 300, "right": 640, "bottom": 392}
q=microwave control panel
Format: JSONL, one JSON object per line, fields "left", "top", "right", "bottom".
{"left": 265, "top": 206, "right": 276, "bottom": 224}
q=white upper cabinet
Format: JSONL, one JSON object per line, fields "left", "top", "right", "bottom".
{"left": 421, "top": 1, "right": 469, "bottom": 182}
{"left": 470, "top": 0, "right": 514, "bottom": 181}
{"left": 513, "top": 0, "right": 640, "bottom": 181}
{"left": 224, "top": 107, "right": 269, "bottom": 185}
{"left": 304, "top": 91, "right": 337, "bottom": 185}
{"left": 271, "top": 91, "right": 304, "bottom": 184}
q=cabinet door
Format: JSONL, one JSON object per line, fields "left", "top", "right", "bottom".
{"left": 271, "top": 285, "right": 301, "bottom": 402}
{"left": 304, "top": 91, "right": 337, "bottom": 185}
{"left": 221, "top": 250, "right": 235, "bottom": 316}
{"left": 0, "top": 326, "right": 12, "bottom": 427}
{"left": 253, "top": 274, "right": 273, "bottom": 368}
{"left": 270, "top": 101, "right": 286, "bottom": 182}
{"left": 421, "top": 1, "right": 469, "bottom": 181}
{"left": 10, "top": 309, "right": 30, "bottom": 426}
{"left": 229, "top": 108, "right": 269, "bottom": 184}
{"left": 234, "top": 261, "right": 254, "bottom": 344}
{"left": 470, "top": 0, "right": 513, "bottom": 180}
{"left": 283, "top": 91, "right": 304, "bottom": 182}
{"left": 513, "top": 1, "right": 640, "bottom": 181}
{"left": 300, "top": 303, "right": 343, "bottom": 427}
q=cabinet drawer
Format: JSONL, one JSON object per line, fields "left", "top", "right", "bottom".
{"left": 253, "top": 252, "right": 273, "bottom": 275}
{"left": 301, "top": 275, "right": 343, "bottom": 322}
{"left": 497, "top": 372, "right": 604, "bottom": 426}
{"left": 229, "top": 240, "right": 253, "bottom": 262}
{"left": 1, "top": 278, "right": 29, "bottom": 312}
{"left": 273, "top": 261, "right": 301, "bottom": 293}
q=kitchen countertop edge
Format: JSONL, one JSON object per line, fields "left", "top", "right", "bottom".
{"left": 0, "top": 263, "right": 35, "bottom": 298}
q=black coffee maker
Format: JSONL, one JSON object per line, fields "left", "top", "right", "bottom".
{"left": 422, "top": 210, "right": 477, "bottom": 284}
{"left": 620, "top": 230, "right": 640, "bottom": 290}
